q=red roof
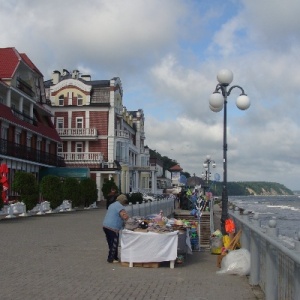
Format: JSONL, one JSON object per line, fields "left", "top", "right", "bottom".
{"left": 0, "top": 48, "right": 19, "bottom": 79}
{"left": 20, "top": 53, "right": 43, "bottom": 76}
{"left": 169, "top": 164, "right": 183, "bottom": 171}
{"left": 0, "top": 47, "right": 43, "bottom": 79}
{"left": 0, "top": 103, "right": 61, "bottom": 142}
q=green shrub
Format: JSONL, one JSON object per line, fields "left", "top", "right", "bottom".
{"left": 80, "top": 178, "right": 98, "bottom": 207}
{"left": 101, "top": 178, "right": 118, "bottom": 200}
{"left": 62, "top": 177, "right": 81, "bottom": 207}
{"left": 40, "top": 175, "right": 63, "bottom": 209}
{"left": 11, "top": 171, "right": 39, "bottom": 210}
{"left": 126, "top": 192, "right": 143, "bottom": 204}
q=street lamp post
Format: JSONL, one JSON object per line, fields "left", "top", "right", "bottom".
{"left": 209, "top": 69, "right": 250, "bottom": 234}
{"left": 202, "top": 155, "right": 216, "bottom": 188}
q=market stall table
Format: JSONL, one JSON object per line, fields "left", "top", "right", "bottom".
{"left": 120, "top": 229, "right": 179, "bottom": 268}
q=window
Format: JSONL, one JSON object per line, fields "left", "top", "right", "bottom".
{"left": 76, "top": 142, "right": 83, "bottom": 152}
{"left": 76, "top": 117, "right": 83, "bottom": 129}
{"left": 57, "top": 118, "right": 64, "bottom": 129}
{"left": 57, "top": 144, "right": 63, "bottom": 157}
{"left": 15, "top": 132, "right": 21, "bottom": 144}
{"left": 37, "top": 140, "right": 41, "bottom": 151}
{"left": 1, "top": 127, "right": 6, "bottom": 140}
{"left": 77, "top": 94, "right": 83, "bottom": 106}
{"left": 76, "top": 142, "right": 83, "bottom": 160}
{"left": 58, "top": 95, "right": 64, "bottom": 106}
{"left": 26, "top": 137, "right": 31, "bottom": 147}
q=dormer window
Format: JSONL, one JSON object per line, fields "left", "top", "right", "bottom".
{"left": 59, "top": 95, "right": 64, "bottom": 106}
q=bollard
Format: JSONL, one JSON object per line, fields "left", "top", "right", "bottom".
{"left": 266, "top": 219, "right": 279, "bottom": 237}
{"left": 242, "top": 210, "right": 252, "bottom": 222}
{"left": 252, "top": 213, "right": 261, "bottom": 227}
{"left": 5, "top": 204, "right": 16, "bottom": 218}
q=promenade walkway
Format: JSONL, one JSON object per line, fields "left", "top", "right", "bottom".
{"left": 0, "top": 204, "right": 264, "bottom": 300}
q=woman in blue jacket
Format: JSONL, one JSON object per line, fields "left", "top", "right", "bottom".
{"left": 103, "top": 194, "right": 129, "bottom": 263}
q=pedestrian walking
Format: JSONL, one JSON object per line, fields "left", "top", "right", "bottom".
{"left": 106, "top": 187, "right": 118, "bottom": 209}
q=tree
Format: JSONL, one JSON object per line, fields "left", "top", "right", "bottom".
{"left": 62, "top": 177, "right": 81, "bottom": 207}
{"left": 101, "top": 178, "right": 119, "bottom": 200}
{"left": 80, "top": 178, "right": 98, "bottom": 207}
{"left": 40, "top": 175, "right": 63, "bottom": 209}
{"left": 11, "top": 171, "right": 39, "bottom": 210}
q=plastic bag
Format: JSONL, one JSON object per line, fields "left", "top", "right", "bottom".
{"left": 216, "top": 248, "right": 250, "bottom": 276}
{"left": 210, "top": 236, "right": 223, "bottom": 254}
{"left": 223, "top": 235, "right": 231, "bottom": 249}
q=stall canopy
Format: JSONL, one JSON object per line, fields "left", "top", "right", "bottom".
{"left": 39, "top": 167, "right": 90, "bottom": 181}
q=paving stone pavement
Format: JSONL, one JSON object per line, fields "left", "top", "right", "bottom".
{"left": 0, "top": 206, "right": 264, "bottom": 300}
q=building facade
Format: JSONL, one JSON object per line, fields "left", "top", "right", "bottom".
{"left": 45, "top": 69, "right": 156, "bottom": 200}
{"left": 0, "top": 47, "right": 63, "bottom": 201}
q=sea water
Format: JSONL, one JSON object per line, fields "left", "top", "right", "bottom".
{"left": 228, "top": 195, "right": 300, "bottom": 249}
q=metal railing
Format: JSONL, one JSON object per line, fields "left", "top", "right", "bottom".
{"left": 125, "top": 197, "right": 175, "bottom": 218}
{"left": 229, "top": 208, "right": 300, "bottom": 300}
{"left": 0, "top": 138, "right": 65, "bottom": 167}
{"left": 11, "top": 107, "right": 37, "bottom": 126}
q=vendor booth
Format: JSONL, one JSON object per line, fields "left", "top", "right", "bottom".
{"left": 120, "top": 212, "right": 194, "bottom": 268}
{"left": 121, "top": 229, "right": 179, "bottom": 268}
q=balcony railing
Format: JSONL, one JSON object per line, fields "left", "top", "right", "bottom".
{"left": 115, "top": 130, "right": 129, "bottom": 139}
{"left": 0, "top": 138, "right": 65, "bottom": 167}
{"left": 57, "top": 128, "right": 98, "bottom": 139}
{"left": 61, "top": 152, "right": 103, "bottom": 163}
{"left": 11, "top": 107, "right": 37, "bottom": 126}
{"left": 17, "top": 77, "right": 35, "bottom": 97}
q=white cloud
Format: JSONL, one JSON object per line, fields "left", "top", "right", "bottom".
{"left": 1, "top": 0, "right": 300, "bottom": 189}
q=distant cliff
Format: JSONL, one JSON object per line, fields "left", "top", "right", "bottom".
{"left": 210, "top": 181, "right": 294, "bottom": 196}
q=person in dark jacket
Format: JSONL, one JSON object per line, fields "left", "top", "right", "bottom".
{"left": 106, "top": 187, "right": 118, "bottom": 209}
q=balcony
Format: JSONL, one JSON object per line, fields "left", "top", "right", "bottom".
{"left": 0, "top": 138, "right": 65, "bottom": 167}
{"left": 115, "top": 130, "right": 129, "bottom": 139}
{"left": 11, "top": 107, "right": 37, "bottom": 126}
{"left": 57, "top": 128, "right": 98, "bottom": 140}
{"left": 61, "top": 152, "right": 103, "bottom": 164}
{"left": 17, "top": 77, "right": 35, "bottom": 97}
{"left": 132, "top": 165, "right": 151, "bottom": 171}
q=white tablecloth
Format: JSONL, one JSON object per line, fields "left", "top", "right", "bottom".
{"left": 121, "top": 229, "right": 178, "bottom": 263}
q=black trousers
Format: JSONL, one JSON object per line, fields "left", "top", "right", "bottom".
{"left": 103, "top": 227, "right": 119, "bottom": 262}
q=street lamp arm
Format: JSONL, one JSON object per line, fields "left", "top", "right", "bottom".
{"left": 213, "top": 84, "right": 247, "bottom": 97}
{"left": 227, "top": 85, "right": 247, "bottom": 97}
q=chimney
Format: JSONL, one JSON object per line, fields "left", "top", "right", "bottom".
{"left": 52, "top": 70, "right": 61, "bottom": 84}
{"left": 72, "top": 70, "right": 80, "bottom": 79}
{"left": 81, "top": 74, "right": 91, "bottom": 81}
{"left": 62, "top": 69, "right": 69, "bottom": 76}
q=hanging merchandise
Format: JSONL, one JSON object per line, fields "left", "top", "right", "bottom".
{"left": 189, "top": 227, "right": 199, "bottom": 251}
{"left": 225, "top": 218, "right": 235, "bottom": 234}
{"left": 0, "top": 163, "right": 9, "bottom": 205}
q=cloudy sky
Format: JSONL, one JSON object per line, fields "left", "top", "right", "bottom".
{"left": 1, "top": 0, "right": 300, "bottom": 190}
